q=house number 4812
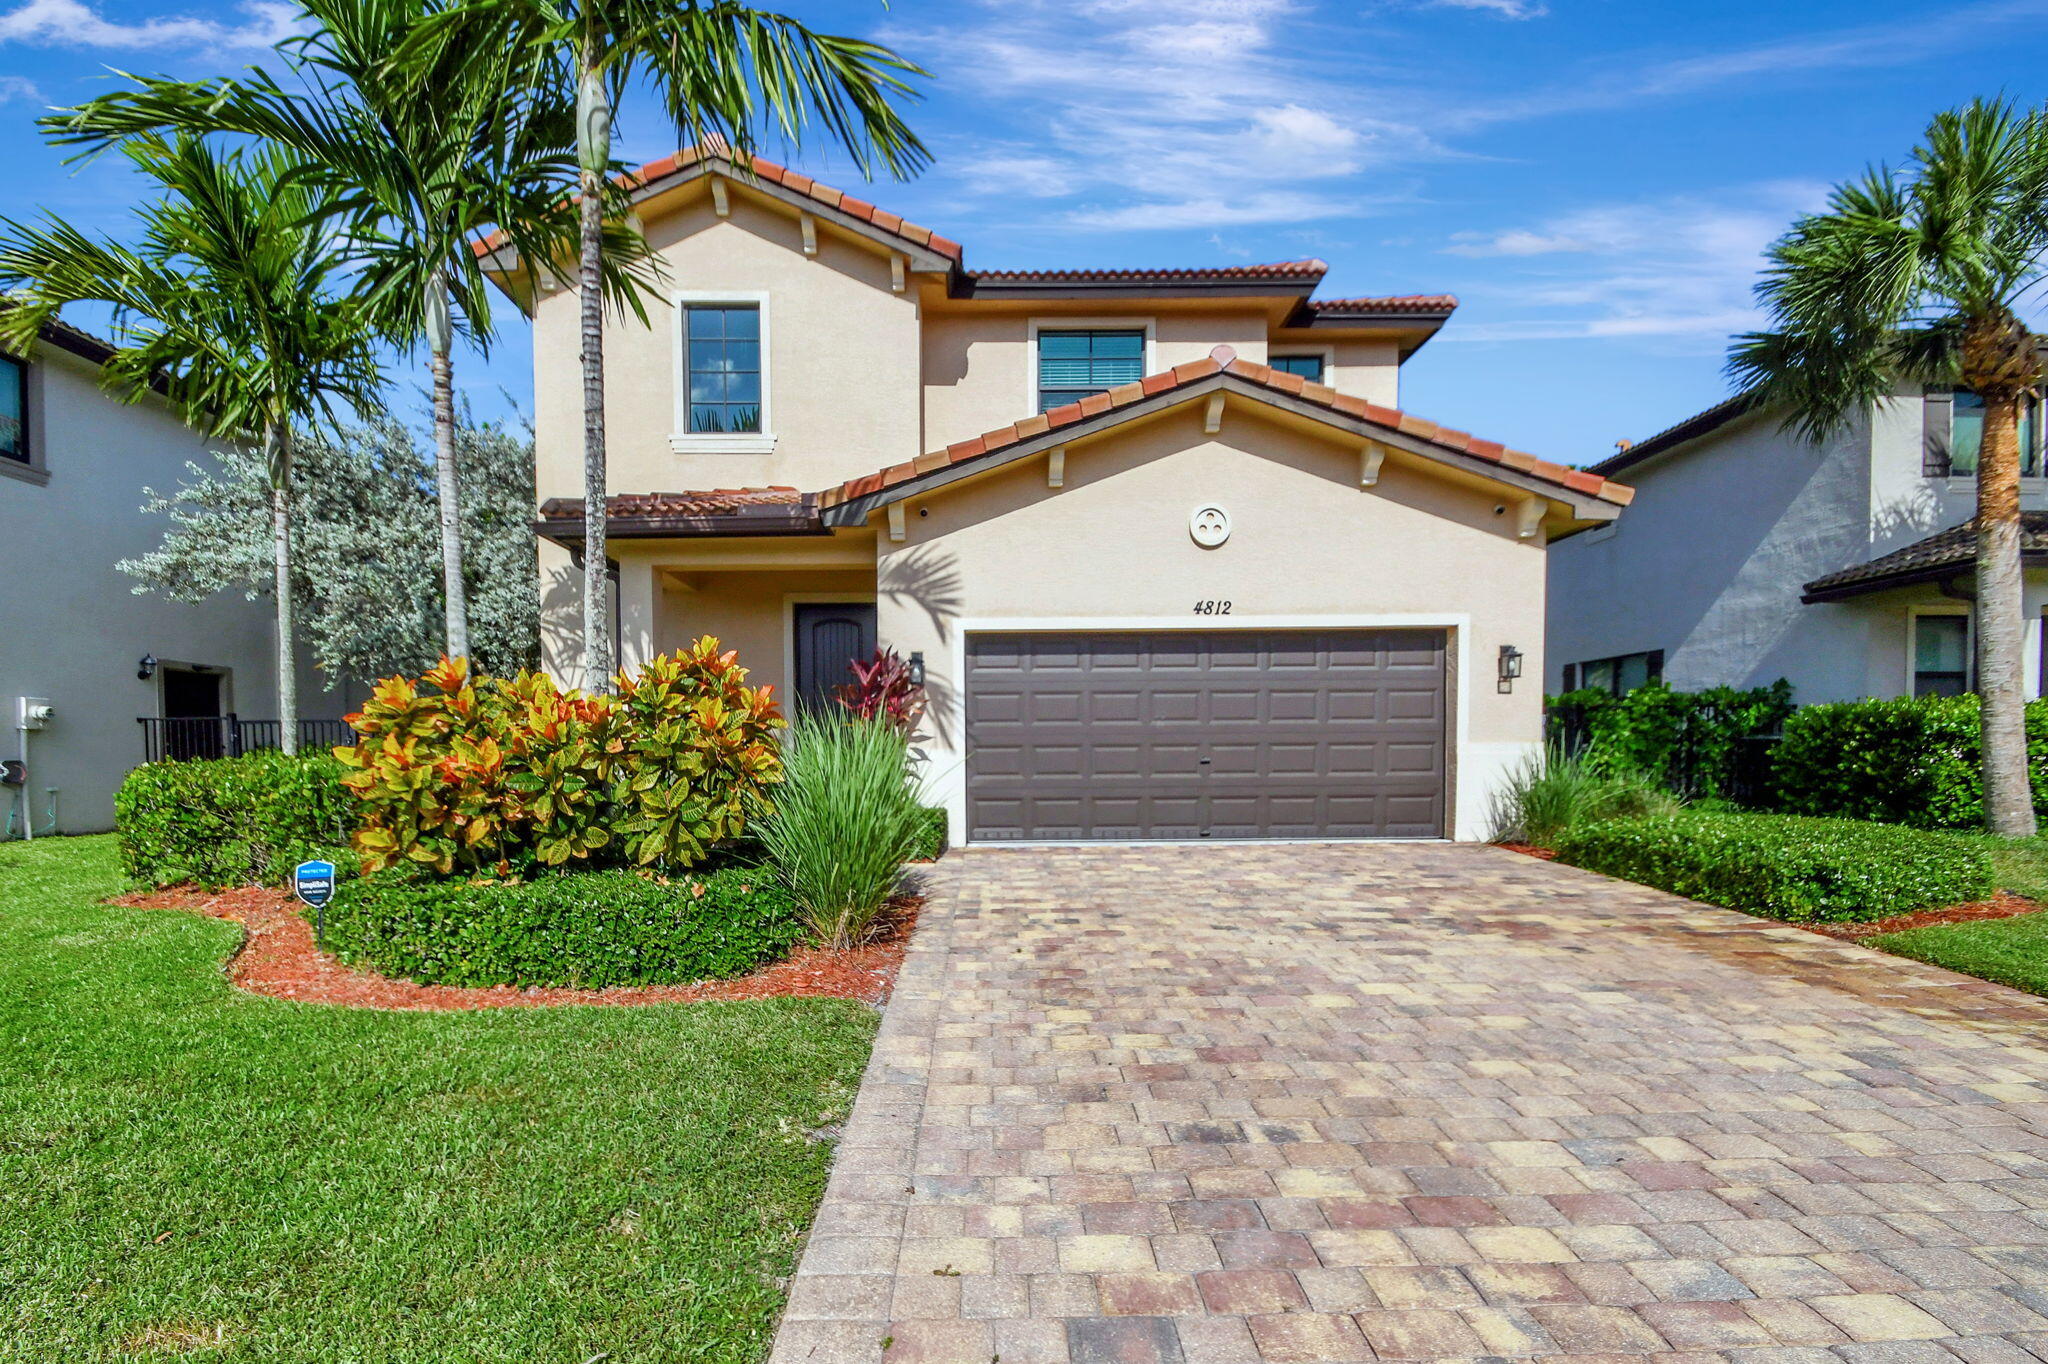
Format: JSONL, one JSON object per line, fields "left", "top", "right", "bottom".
{"left": 1193, "top": 600, "right": 1232, "bottom": 615}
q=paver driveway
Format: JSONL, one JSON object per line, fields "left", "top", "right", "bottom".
{"left": 769, "top": 844, "right": 2048, "bottom": 1364}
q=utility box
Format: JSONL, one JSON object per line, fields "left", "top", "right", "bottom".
{"left": 16, "top": 698, "right": 53, "bottom": 731}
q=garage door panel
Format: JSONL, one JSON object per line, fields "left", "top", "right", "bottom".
{"left": 965, "top": 629, "right": 1445, "bottom": 840}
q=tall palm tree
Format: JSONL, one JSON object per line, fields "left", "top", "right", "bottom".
{"left": 46, "top": 0, "right": 581, "bottom": 665}
{"left": 0, "top": 136, "right": 381, "bottom": 754}
{"left": 1731, "top": 98, "right": 2048, "bottom": 837}
{"left": 530, "top": 0, "right": 928, "bottom": 691}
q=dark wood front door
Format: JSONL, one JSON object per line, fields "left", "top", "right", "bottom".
{"left": 792, "top": 602, "right": 878, "bottom": 715}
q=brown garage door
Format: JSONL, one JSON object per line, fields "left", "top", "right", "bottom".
{"left": 965, "top": 629, "right": 1447, "bottom": 841}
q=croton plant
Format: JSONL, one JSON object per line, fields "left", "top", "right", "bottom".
{"left": 335, "top": 640, "right": 783, "bottom": 877}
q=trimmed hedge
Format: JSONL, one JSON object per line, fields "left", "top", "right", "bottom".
{"left": 1547, "top": 681, "right": 1794, "bottom": 801}
{"left": 910, "top": 806, "right": 948, "bottom": 861}
{"left": 318, "top": 865, "right": 805, "bottom": 988}
{"left": 1770, "top": 695, "right": 2048, "bottom": 829}
{"left": 1553, "top": 811, "right": 1992, "bottom": 922}
{"left": 115, "top": 751, "right": 357, "bottom": 890}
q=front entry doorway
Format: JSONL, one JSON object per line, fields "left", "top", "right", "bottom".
{"left": 791, "top": 602, "right": 877, "bottom": 715}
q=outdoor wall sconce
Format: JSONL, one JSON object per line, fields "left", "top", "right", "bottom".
{"left": 1497, "top": 644, "right": 1523, "bottom": 694}
{"left": 908, "top": 651, "right": 926, "bottom": 687}
{"left": 137, "top": 653, "right": 158, "bottom": 681}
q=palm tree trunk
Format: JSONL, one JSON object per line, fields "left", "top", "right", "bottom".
{"left": 1976, "top": 392, "right": 2036, "bottom": 836}
{"left": 267, "top": 424, "right": 299, "bottom": 758}
{"left": 576, "top": 37, "right": 613, "bottom": 694}
{"left": 426, "top": 267, "right": 469, "bottom": 664}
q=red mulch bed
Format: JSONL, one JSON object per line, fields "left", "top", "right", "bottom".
{"left": 1797, "top": 890, "right": 2047, "bottom": 940}
{"left": 106, "top": 883, "right": 917, "bottom": 1012}
{"left": 1495, "top": 842, "right": 1558, "bottom": 861}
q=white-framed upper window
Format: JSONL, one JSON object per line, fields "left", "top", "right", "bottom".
{"left": 1028, "top": 317, "right": 1155, "bottom": 414}
{"left": 1269, "top": 350, "right": 1331, "bottom": 384}
{"left": 672, "top": 290, "right": 773, "bottom": 454}
{"left": 0, "top": 351, "right": 43, "bottom": 486}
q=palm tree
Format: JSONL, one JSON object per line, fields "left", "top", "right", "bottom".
{"left": 530, "top": 0, "right": 928, "bottom": 690}
{"left": 45, "top": 0, "right": 582, "bottom": 665}
{"left": 1732, "top": 98, "right": 2048, "bottom": 837}
{"left": 0, "top": 136, "right": 381, "bottom": 754}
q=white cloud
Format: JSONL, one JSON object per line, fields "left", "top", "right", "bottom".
{"left": 0, "top": 0, "right": 297, "bottom": 50}
{"left": 0, "top": 73, "right": 38, "bottom": 102}
{"left": 1429, "top": 0, "right": 1548, "bottom": 17}
{"left": 1438, "top": 182, "right": 1831, "bottom": 343}
{"left": 892, "top": 0, "right": 1442, "bottom": 233}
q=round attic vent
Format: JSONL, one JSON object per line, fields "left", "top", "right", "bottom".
{"left": 1190, "top": 504, "right": 1231, "bottom": 548}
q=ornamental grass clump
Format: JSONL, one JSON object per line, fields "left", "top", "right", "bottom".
{"left": 756, "top": 710, "right": 928, "bottom": 951}
{"left": 1487, "top": 745, "right": 1679, "bottom": 846}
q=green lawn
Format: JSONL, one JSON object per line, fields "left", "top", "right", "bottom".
{"left": 1869, "top": 912, "right": 2048, "bottom": 997}
{"left": 0, "top": 835, "right": 877, "bottom": 1363}
{"left": 1951, "top": 831, "right": 2048, "bottom": 901}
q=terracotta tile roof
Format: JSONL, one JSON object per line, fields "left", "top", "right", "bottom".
{"left": 1305, "top": 295, "right": 1460, "bottom": 314}
{"left": 538, "top": 487, "right": 806, "bottom": 520}
{"left": 966, "top": 260, "right": 1327, "bottom": 284}
{"left": 1802, "top": 514, "right": 2048, "bottom": 602}
{"left": 471, "top": 145, "right": 963, "bottom": 264}
{"left": 817, "top": 345, "right": 1631, "bottom": 514}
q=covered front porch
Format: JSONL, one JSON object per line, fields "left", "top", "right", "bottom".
{"left": 536, "top": 489, "right": 887, "bottom": 711}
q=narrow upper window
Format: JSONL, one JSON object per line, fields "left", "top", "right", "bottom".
{"left": 1270, "top": 353, "right": 1325, "bottom": 383}
{"left": 683, "top": 303, "right": 762, "bottom": 434}
{"left": 1926, "top": 386, "right": 2042, "bottom": 477}
{"left": 1037, "top": 329, "right": 1144, "bottom": 412}
{"left": 1913, "top": 615, "right": 1970, "bottom": 696}
{"left": 0, "top": 355, "right": 25, "bottom": 465}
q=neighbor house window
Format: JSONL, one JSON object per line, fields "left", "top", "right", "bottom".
{"left": 1270, "top": 353, "right": 1325, "bottom": 383}
{"left": 682, "top": 303, "right": 762, "bottom": 434}
{"left": 1037, "top": 329, "right": 1144, "bottom": 411}
{"left": 1562, "top": 649, "right": 1663, "bottom": 697}
{"left": 1925, "top": 386, "right": 2042, "bottom": 477}
{"left": 0, "top": 355, "right": 24, "bottom": 465}
{"left": 1913, "top": 614, "right": 1970, "bottom": 696}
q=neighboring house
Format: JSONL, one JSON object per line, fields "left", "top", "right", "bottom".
{"left": 0, "top": 317, "right": 346, "bottom": 836}
{"left": 481, "top": 149, "right": 1630, "bottom": 843}
{"left": 1548, "top": 379, "right": 2048, "bottom": 706}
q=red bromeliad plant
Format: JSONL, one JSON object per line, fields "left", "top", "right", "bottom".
{"left": 609, "top": 636, "right": 785, "bottom": 866}
{"left": 834, "top": 647, "right": 927, "bottom": 736}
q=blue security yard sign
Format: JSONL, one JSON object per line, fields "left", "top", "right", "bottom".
{"left": 293, "top": 859, "right": 336, "bottom": 909}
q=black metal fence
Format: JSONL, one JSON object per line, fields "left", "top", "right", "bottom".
{"left": 137, "top": 715, "right": 357, "bottom": 765}
{"left": 1547, "top": 696, "right": 1783, "bottom": 806}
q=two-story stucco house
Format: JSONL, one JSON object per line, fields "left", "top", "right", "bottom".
{"left": 1548, "top": 381, "right": 2048, "bottom": 705}
{"left": 484, "top": 149, "right": 1632, "bottom": 844}
{"left": 0, "top": 317, "right": 348, "bottom": 835}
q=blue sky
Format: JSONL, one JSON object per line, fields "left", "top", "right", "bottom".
{"left": 3, "top": 0, "right": 2048, "bottom": 466}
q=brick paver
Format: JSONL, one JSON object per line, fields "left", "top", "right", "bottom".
{"left": 767, "top": 844, "right": 2048, "bottom": 1364}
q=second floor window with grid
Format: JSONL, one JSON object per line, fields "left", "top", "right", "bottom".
{"left": 1270, "top": 354, "right": 1325, "bottom": 383}
{"left": 1038, "top": 329, "right": 1143, "bottom": 411}
{"left": 684, "top": 304, "right": 761, "bottom": 433}
{"left": 0, "top": 354, "right": 24, "bottom": 464}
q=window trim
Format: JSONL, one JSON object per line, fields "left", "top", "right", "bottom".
{"left": 0, "top": 351, "right": 44, "bottom": 486}
{"left": 670, "top": 290, "right": 774, "bottom": 454}
{"left": 1908, "top": 606, "right": 1972, "bottom": 697}
{"left": 1027, "top": 316, "right": 1155, "bottom": 415}
{"left": 1924, "top": 382, "right": 2046, "bottom": 482}
{"left": 1566, "top": 648, "right": 1664, "bottom": 697}
{"left": 1269, "top": 347, "right": 1334, "bottom": 385}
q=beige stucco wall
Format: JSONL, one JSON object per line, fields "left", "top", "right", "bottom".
{"left": 530, "top": 186, "right": 924, "bottom": 498}
{"left": 919, "top": 307, "right": 1273, "bottom": 453}
{"left": 872, "top": 401, "right": 1549, "bottom": 841}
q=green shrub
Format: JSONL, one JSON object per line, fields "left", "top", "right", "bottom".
{"left": 1546, "top": 681, "right": 1793, "bottom": 801}
{"left": 910, "top": 806, "right": 948, "bottom": 861}
{"left": 319, "top": 864, "right": 802, "bottom": 988}
{"left": 1488, "top": 745, "right": 1680, "bottom": 845}
{"left": 114, "top": 751, "right": 357, "bottom": 890}
{"left": 1554, "top": 811, "right": 1993, "bottom": 922}
{"left": 1771, "top": 695, "right": 2048, "bottom": 829}
{"left": 756, "top": 712, "right": 927, "bottom": 950}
